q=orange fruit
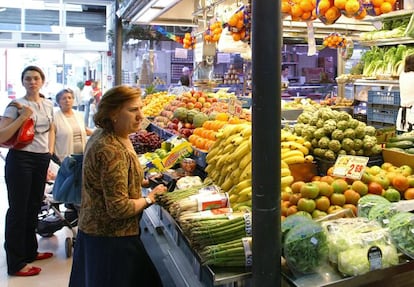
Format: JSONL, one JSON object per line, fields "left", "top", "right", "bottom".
{"left": 188, "top": 134, "right": 197, "bottom": 145}
{"left": 385, "top": 0, "right": 396, "bottom": 4}
{"left": 374, "top": 7, "right": 382, "bottom": 15}
{"left": 371, "top": 0, "right": 384, "bottom": 7}
{"left": 301, "top": 11, "right": 312, "bottom": 20}
{"left": 299, "top": 0, "right": 314, "bottom": 12}
{"left": 291, "top": 4, "right": 304, "bottom": 17}
{"left": 345, "top": 0, "right": 360, "bottom": 14}
{"left": 344, "top": 189, "right": 361, "bottom": 205}
{"left": 404, "top": 187, "right": 414, "bottom": 200}
{"left": 236, "top": 19, "right": 244, "bottom": 30}
{"left": 324, "top": 7, "right": 340, "bottom": 23}
{"left": 228, "top": 16, "right": 238, "bottom": 27}
{"left": 232, "top": 33, "right": 241, "bottom": 41}
{"left": 334, "top": 0, "right": 346, "bottom": 9}
{"left": 380, "top": 1, "right": 393, "bottom": 13}
{"left": 318, "top": 0, "right": 331, "bottom": 14}
{"left": 355, "top": 8, "right": 367, "bottom": 20}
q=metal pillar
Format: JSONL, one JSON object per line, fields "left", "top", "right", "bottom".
{"left": 251, "top": 0, "right": 281, "bottom": 286}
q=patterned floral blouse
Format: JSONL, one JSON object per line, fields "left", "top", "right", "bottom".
{"left": 78, "top": 129, "right": 143, "bottom": 237}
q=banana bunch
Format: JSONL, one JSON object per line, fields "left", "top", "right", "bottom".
{"left": 281, "top": 129, "right": 313, "bottom": 165}
{"left": 204, "top": 123, "right": 252, "bottom": 211}
{"left": 281, "top": 160, "right": 294, "bottom": 189}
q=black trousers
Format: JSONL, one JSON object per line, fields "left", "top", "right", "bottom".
{"left": 4, "top": 149, "right": 50, "bottom": 274}
{"left": 69, "top": 230, "right": 163, "bottom": 287}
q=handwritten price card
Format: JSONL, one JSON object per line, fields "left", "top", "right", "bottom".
{"left": 332, "top": 155, "right": 369, "bottom": 180}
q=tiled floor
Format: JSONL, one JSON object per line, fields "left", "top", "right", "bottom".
{"left": 0, "top": 148, "right": 74, "bottom": 286}
{"left": 0, "top": 148, "right": 182, "bottom": 287}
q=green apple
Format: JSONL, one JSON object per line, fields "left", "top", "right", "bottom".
{"left": 383, "top": 188, "right": 401, "bottom": 202}
{"left": 312, "top": 210, "right": 327, "bottom": 219}
{"left": 300, "top": 182, "right": 320, "bottom": 199}
{"left": 372, "top": 174, "right": 390, "bottom": 189}
{"left": 398, "top": 165, "right": 413, "bottom": 176}
{"left": 368, "top": 165, "right": 382, "bottom": 176}
{"left": 297, "top": 198, "right": 316, "bottom": 213}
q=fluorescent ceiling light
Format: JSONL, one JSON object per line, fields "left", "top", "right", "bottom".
{"left": 131, "top": 0, "right": 181, "bottom": 24}
{"left": 133, "top": 7, "right": 163, "bottom": 23}
{"left": 153, "top": 0, "right": 178, "bottom": 8}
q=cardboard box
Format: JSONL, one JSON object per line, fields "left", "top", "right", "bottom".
{"left": 382, "top": 148, "right": 414, "bottom": 168}
{"left": 289, "top": 162, "right": 318, "bottom": 182}
{"left": 303, "top": 67, "right": 324, "bottom": 84}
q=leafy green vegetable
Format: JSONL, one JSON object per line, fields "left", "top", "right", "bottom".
{"left": 281, "top": 214, "right": 313, "bottom": 246}
{"left": 388, "top": 212, "right": 414, "bottom": 258}
{"left": 368, "top": 203, "right": 399, "bottom": 227}
{"left": 357, "top": 194, "right": 390, "bottom": 218}
{"left": 284, "top": 221, "right": 328, "bottom": 274}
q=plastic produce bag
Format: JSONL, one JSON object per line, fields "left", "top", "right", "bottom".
{"left": 338, "top": 244, "right": 399, "bottom": 276}
{"left": 388, "top": 212, "right": 414, "bottom": 259}
{"left": 321, "top": 217, "right": 391, "bottom": 264}
{"left": 283, "top": 220, "right": 328, "bottom": 274}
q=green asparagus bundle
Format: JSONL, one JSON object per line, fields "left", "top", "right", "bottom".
{"left": 200, "top": 237, "right": 252, "bottom": 267}
{"left": 156, "top": 185, "right": 201, "bottom": 210}
{"left": 186, "top": 213, "right": 252, "bottom": 250}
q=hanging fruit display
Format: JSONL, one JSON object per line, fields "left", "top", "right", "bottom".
{"left": 322, "top": 32, "right": 347, "bottom": 48}
{"left": 183, "top": 32, "right": 196, "bottom": 49}
{"left": 226, "top": 4, "right": 251, "bottom": 43}
{"left": 281, "top": 0, "right": 317, "bottom": 21}
{"left": 204, "top": 20, "right": 223, "bottom": 43}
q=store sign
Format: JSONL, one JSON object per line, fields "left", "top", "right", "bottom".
{"left": 332, "top": 155, "right": 369, "bottom": 180}
{"left": 174, "top": 48, "right": 188, "bottom": 59}
{"left": 217, "top": 53, "right": 231, "bottom": 64}
{"left": 17, "top": 43, "right": 40, "bottom": 48}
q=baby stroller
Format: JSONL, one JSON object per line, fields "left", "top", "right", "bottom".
{"left": 36, "top": 154, "right": 83, "bottom": 258}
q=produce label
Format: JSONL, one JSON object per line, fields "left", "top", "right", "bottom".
{"left": 243, "top": 212, "right": 252, "bottom": 236}
{"left": 242, "top": 237, "right": 252, "bottom": 266}
{"left": 140, "top": 117, "right": 151, "bottom": 129}
{"left": 197, "top": 193, "right": 229, "bottom": 211}
{"left": 332, "top": 155, "right": 369, "bottom": 180}
{"left": 368, "top": 246, "right": 383, "bottom": 271}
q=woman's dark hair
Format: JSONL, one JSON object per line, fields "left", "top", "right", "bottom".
{"left": 94, "top": 85, "right": 142, "bottom": 131}
{"left": 21, "top": 65, "right": 46, "bottom": 83}
{"left": 404, "top": 54, "right": 414, "bottom": 73}
{"left": 55, "top": 88, "right": 74, "bottom": 104}
{"left": 282, "top": 64, "right": 289, "bottom": 71}
{"left": 180, "top": 75, "right": 190, "bottom": 86}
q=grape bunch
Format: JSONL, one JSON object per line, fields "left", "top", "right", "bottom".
{"left": 129, "top": 131, "right": 162, "bottom": 154}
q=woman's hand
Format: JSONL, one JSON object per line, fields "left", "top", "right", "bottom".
{"left": 20, "top": 105, "right": 33, "bottom": 119}
{"left": 148, "top": 184, "right": 167, "bottom": 203}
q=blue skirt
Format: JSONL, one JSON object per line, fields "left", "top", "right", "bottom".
{"left": 69, "top": 230, "right": 163, "bottom": 287}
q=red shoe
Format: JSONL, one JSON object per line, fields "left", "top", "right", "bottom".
{"left": 14, "top": 266, "right": 41, "bottom": 276}
{"left": 36, "top": 252, "right": 53, "bottom": 260}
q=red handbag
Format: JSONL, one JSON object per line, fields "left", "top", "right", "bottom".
{"left": 0, "top": 118, "right": 35, "bottom": 149}
{"left": 0, "top": 102, "right": 35, "bottom": 149}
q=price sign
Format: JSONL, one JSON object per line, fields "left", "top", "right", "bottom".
{"left": 140, "top": 117, "right": 151, "bottom": 130}
{"left": 228, "top": 97, "right": 242, "bottom": 116}
{"left": 332, "top": 155, "right": 369, "bottom": 180}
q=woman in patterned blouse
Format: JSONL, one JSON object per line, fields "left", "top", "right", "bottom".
{"left": 69, "top": 85, "right": 167, "bottom": 287}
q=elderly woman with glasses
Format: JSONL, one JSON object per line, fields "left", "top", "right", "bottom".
{"left": 54, "top": 88, "right": 93, "bottom": 163}
{"left": 0, "top": 65, "right": 55, "bottom": 276}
